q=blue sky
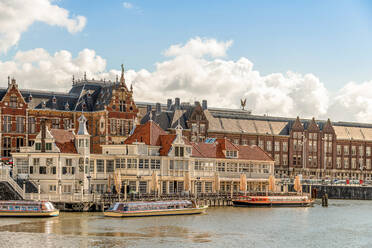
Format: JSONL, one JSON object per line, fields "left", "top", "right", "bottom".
{"left": 4, "top": 0, "right": 372, "bottom": 91}
{"left": 1, "top": 0, "right": 372, "bottom": 121}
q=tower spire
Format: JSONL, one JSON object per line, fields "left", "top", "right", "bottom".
{"left": 120, "top": 64, "right": 128, "bottom": 90}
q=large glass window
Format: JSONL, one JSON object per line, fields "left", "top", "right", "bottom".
{"left": 106, "top": 160, "right": 114, "bottom": 172}
{"left": 115, "top": 158, "right": 125, "bottom": 169}
{"left": 16, "top": 117, "right": 25, "bottom": 133}
{"left": 97, "top": 159, "right": 104, "bottom": 172}
{"left": 28, "top": 117, "right": 35, "bottom": 133}
{"left": 3, "top": 116, "right": 11, "bottom": 132}
{"left": 150, "top": 159, "right": 160, "bottom": 169}
{"left": 2, "top": 137, "right": 11, "bottom": 157}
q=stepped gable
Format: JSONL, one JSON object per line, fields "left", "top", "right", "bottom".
{"left": 124, "top": 121, "right": 167, "bottom": 146}
{"left": 50, "top": 129, "right": 77, "bottom": 153}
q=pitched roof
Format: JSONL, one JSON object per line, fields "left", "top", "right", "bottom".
{"left": 50, "top": 129, "right": 77, "bottom": 153}
{"left": 124, "top": 121, "right": 167, "bottom": 146}
{"left": 157, "top": 135, "right": 176, "bottom": 156}
{"left": 238, "top": 145, "right": 274, "bottom": 161}
{"left": 191, "top": 140, "right": 273, "bottom": 162}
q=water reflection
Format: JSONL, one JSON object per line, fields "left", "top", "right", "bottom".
{"left": 0, "top": 213, "right": 212, "bottom": 244}
{"left": 1, "top": 201, "right": 372, "bottom": 248}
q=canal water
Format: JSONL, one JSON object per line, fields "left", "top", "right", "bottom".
{"left": 0, "top": 200, "right": 371, "bottom": 248}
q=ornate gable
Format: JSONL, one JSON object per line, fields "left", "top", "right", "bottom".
{"left": 322, "top": 118, "right": 335, "bottom": 134}
{"left": 307, "top": 117, "right": 320, "bottom": 132}
{"left": 190, "top": 103, "right": 206, "bottom": 121}
{"left": 0, "top": 78, "right": 27, "bottom": 108}
{"left": 107, "top": 64, "right": 138, "bottom": 116}
{"left": 291, "top": 116, "right": 304, "bottom": 131}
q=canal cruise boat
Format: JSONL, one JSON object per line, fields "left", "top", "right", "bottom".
{"left": 233, "top": 195, "right": 314, "bottom": 207}
{"left": 0, "top": 201, "right": 59, "bottom": 217}
{"left": 104, "top": 200, "right": 208, "bottom": 217}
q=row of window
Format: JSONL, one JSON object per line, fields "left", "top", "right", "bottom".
{"left": 2, "top": 116, "right": 73, "bottom": 133}
{"left": 109, "top": 119, "right": 133, "bottom": 135}
{"left": 336, "top": 145, "right": 372, "bottom": 156}
{"left": 217, "top": 162, "right": 270, "bottom": 174}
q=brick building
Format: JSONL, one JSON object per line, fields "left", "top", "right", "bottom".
{"left": 0, "top": 65, "right": 137, "bottom": 158}
{"left": 12, "top": 114, "right": 274, "bottom": 196}
{"left": 140, "top": 98, "right": 372, "bottom": 180}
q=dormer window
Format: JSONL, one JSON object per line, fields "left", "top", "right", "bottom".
{"left": 46, "top": 143, "right": 52, "bottom": 150}
{"left": 226, "top": 150, "right": 237, "bottom": 158}
{"left": 10, "top": 96, "right": 17, "bottom": 108}
{"left": 175, "top": 146, "right": 184, "bottom": 157}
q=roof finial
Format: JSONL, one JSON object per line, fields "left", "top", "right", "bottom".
{"left": 7, "top": 76, "right": 10, "bottom": 86}
{"left": 84, "top": 72, "right": 87, "bottom": 81}
{"left": 130, "top": 84, "right": 133, "bottom": 92}
{"left": 120, "top": 64, "right": 127, "bottom": 89}
{"left": 149, "top": 111, "right": 153, "bottom": 121}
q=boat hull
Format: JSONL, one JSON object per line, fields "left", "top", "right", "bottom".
{"left": 233, "top": 200, "right": 313, "bottom": 208}
{"left": 104, "top": 206, "right": 207, "bottom": 217}
{"left": 0, "top": 210, "right": 60, "bottom": 217}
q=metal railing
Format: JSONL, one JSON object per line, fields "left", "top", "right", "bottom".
{"left": 24, "top": 193, "right": 102, "bottom": 203}
{"left": 0, "top": 168, "right": 25, "bottom": 198}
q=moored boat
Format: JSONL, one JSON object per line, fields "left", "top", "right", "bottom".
{"left": 233, "top": 195, "right": 314, "bottom": 207}
{"left": 0, "top": 200, "right": 59, "bottom": 217}
{"left": 104, "top": 200, "right": 208, "bottom": 217}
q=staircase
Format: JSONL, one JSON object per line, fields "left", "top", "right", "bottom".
{"left": 16, "top": 178, "right": 38, "bottom": 193}
{"left": 0, "top": 168, "right": 25, "bottom": 199}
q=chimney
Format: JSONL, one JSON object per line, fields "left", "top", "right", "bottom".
{"left": 175, "top": 97, "right": 180, "bottom": 110}
{"left": 167, "top": 99, "right": 172, "bottom": 110}
{"left": 156, "top": 102, "right": 161, "bottom": 114}
{"left": 146, "top": 105, "right": 152, "bottom": 113}
{"left": 41, "top": 119, "right": 46, "bottom": 153}
{"left": 202, "top": 100, "right": 208, "bottom": 110}
{"left": 194, "top": 101, "right": 200, "bottom": 107}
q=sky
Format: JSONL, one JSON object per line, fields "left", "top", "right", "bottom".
{"left": 1, "top": 0, "right": 372, "bottom": 122}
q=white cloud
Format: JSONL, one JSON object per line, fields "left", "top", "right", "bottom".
{"left": 328, "top": 81, "right": 372, "bottom": 122}
{"left": 0, "top": 48, "right": 113, "bottom": 92}
{"left": 0, "top": 0, "right": 86, "bottom": 53}
{"left": 123, "top": 2, "right": 133, "bottom": 9}
{"left": 2, "top": 36, "right": 372, "bottom": 123}
{"left": 164, "top": 37, "right": 233, "bottom": 58}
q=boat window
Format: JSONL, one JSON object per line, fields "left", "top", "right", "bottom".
{"left": 1, "top": 205, "right": 8, "bottom": 210}
{"left": 21, "top": 206, "right": 27, "bottom": 211}
{"left": 15, "top": 206, "right": 20, "bottom": 211}
{"left": 45, "top": 203, "right": 54, "bottom": 210}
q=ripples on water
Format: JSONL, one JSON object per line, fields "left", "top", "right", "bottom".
{"left": 0, "top": 200, "right": 372, "bottom": 248}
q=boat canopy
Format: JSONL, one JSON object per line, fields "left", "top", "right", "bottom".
{"left": 109, "top": 200, "right": 193, "bottom": 211}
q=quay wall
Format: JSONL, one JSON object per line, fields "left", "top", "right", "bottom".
{"left": 302, "top": 184, "right": 372, "bottom": 200}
